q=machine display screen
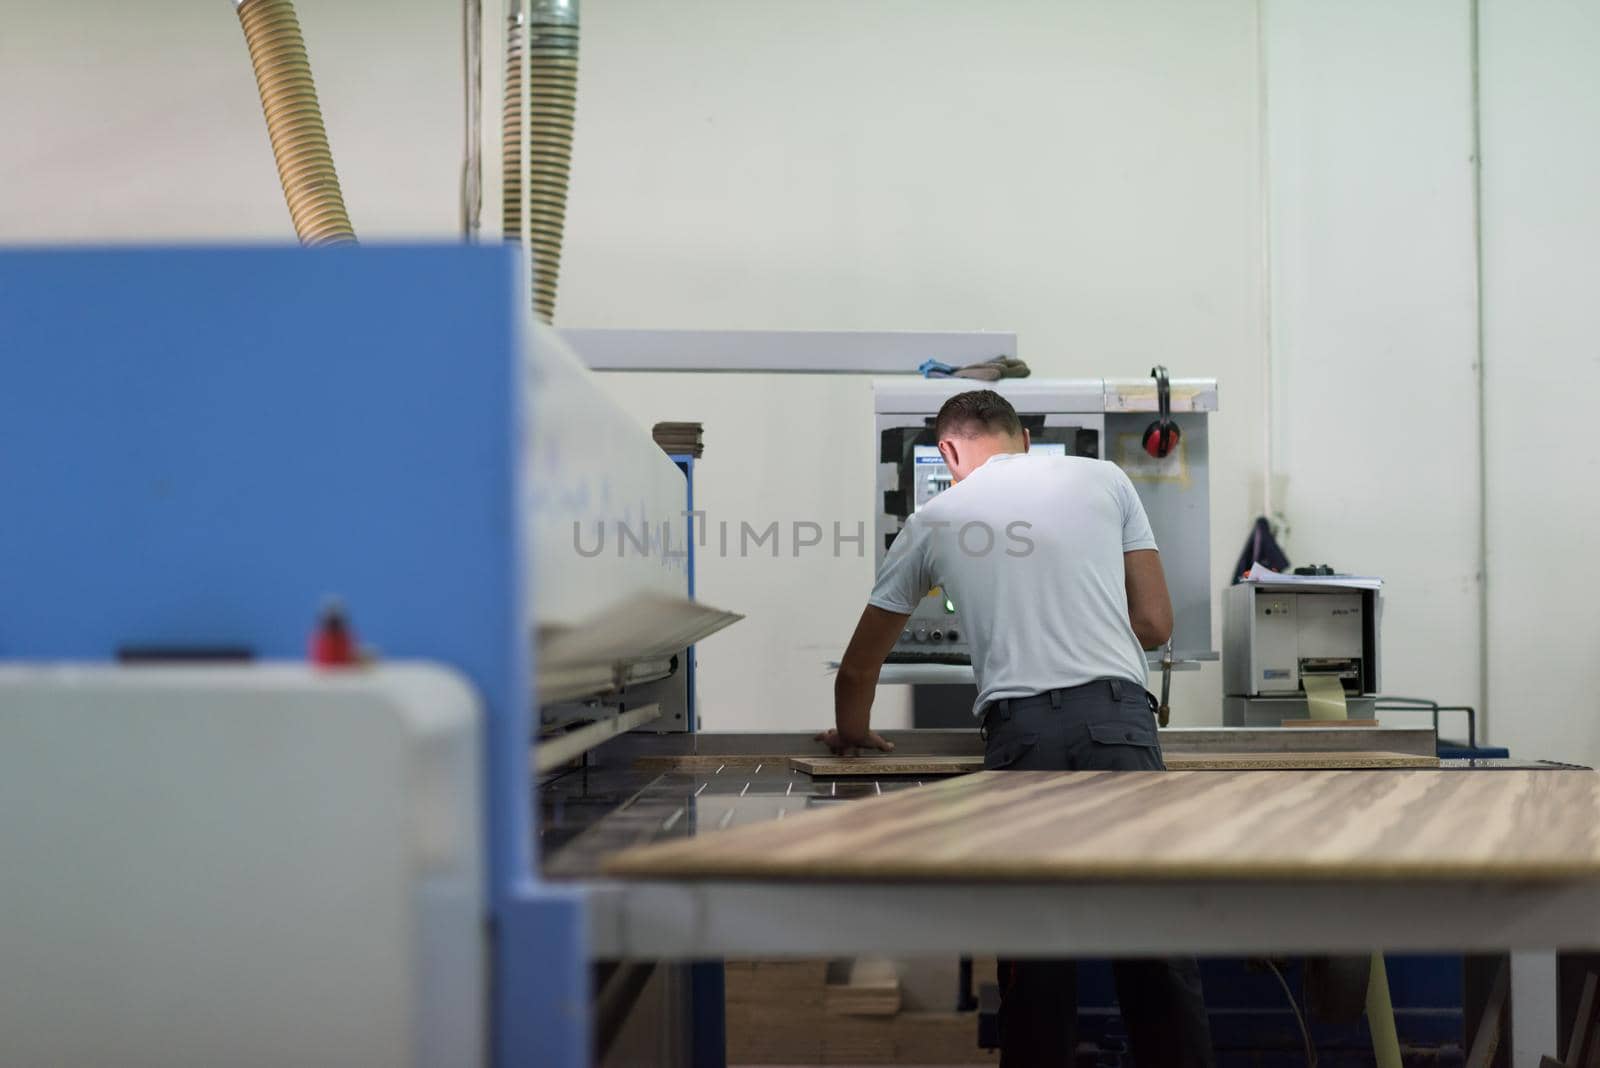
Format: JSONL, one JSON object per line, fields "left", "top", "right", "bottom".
{"left": 912, "top": 446, "right": 952, "bottom": 510}
{"left": 912, "top": 442, "right": 1069, "bottom": 511}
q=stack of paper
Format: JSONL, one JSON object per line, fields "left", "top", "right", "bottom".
{"left": 1241, "top": 564, "right": 1383, "bottom": 591}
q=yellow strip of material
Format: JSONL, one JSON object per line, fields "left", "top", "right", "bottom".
{"left": 1303, "top": 674, "right": 1349, "bottom": 720}
{"left": 1367, "top": 952, "right": 1402, "bottom": 1068}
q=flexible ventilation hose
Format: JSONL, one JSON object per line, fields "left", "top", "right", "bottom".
{"left": 235, "top": 0, "right": 356, "bottom": 246}
{"left": 501, "top": 9, "right": 525, "bottom": 250}
{"left": 502, "top": 0, "right": 578, "bottom": 322}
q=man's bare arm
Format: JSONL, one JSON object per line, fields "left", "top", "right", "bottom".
{"left": 820, "top": 605, "right": 910, "bottom": 753}
{"left": 1124, "top": 549, "right": 1174, "bottom": 650}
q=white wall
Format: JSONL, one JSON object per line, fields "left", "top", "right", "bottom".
{"left": 0, "top": 1, "right": 460, "bottom": 242}
{"left": 0, "top": 0, "right": 1261, "bottom": 733}
{"left": 16, "top": 1, "right": 1577, "bottom": 750}
{"left": 566, "top": 0, "right": 1265, "bottom": 730}
{"left": 1262, "top": 1, "right": 1483, "bottom": 718}
{"left": 1480, "top": 0, "right": 1600, "bottom": 766}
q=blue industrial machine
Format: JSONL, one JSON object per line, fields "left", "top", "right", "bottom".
{"left": 0, "top": 244, "right": 730, "bottom": 1067}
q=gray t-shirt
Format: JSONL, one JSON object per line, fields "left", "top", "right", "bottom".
{"left": 869, "top": 452, "right": 1157, "bottom": 715}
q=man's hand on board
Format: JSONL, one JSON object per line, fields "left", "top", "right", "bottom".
{"left": 813, "top": 728, "right": 896, "bottom": 756}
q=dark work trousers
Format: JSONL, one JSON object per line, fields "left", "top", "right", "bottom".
{"left": 982, "top": 679, "right": 1216, "bottom": 1068}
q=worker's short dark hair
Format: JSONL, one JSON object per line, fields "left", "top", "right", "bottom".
{"left": 935, "top": 389, "right": 1022, "bottom": 440}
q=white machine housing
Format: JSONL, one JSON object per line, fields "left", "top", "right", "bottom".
{"left": 526, "top": 323, "right": 740, "bottom": 727}
{"left": 0, "top": 665, "right": 484, "bottom": 1068}
{"left": 524, "top": 323, "right": 690, "bottom": 633}
{"left": 1222, "top": 583, "right": 1383, "bottom": 725}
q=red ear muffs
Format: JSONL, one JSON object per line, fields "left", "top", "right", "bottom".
{"left": 1142, "top": 364, "right": 1181, "bottom": 458}
{"left": 1143, "top": 421, "right": 1180, "bottom": 458}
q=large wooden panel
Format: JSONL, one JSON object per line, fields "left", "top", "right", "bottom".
{"left": 791, "top": 752, "right": 1439, "bottom": 777}
{"left": 604, "top": 770, "right": 1600, "bottom": 882}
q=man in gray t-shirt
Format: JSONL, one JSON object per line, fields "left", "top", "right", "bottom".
{"left": 867, "top": 434, "right": 1160, "bottom": 718}
{"left": 818, "top": 389, "right": 1214, "bottom": 1067}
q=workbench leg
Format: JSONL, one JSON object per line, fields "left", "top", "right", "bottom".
{"left": 689, "top": 961, "right": 726, "bottom": 1068}
{"left": 1558, "top": 953, "right": 1600, "bottom": 1060}
{"left": 1512, "top": 951, "right": 1558, "bottom": 1065}
{"left": 496, "top": 888, "right": 590, "bottom": 1068}
{"left": 1464, "top": 954, "right": 1511, "bottom": 1068}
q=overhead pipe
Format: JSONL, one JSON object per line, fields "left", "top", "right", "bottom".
{"left": 501, "top": 3, "right": 525, "bottom": 250}
{"left": 234, "top": 0, "right": 356, "bottom": 245}
{"left": 502, "top": 0, "right": 579, "bottom": 322}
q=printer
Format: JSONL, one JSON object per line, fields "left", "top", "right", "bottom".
{"left": 1222, "top": 577, "right": 1382, "bottom": 726}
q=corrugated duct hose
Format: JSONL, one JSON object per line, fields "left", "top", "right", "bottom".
{"left": 502, "top": 0, "right": 578, "bottom": 323}
{"left": 234, "top": 0, "right": 356, "bottom": 246}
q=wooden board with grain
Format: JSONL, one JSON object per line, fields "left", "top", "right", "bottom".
{"left": 604, "top": 769, "right": 1600, "bottom": 882}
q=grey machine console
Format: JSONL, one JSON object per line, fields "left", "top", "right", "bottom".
{"left": 873, "top": 377, "right": 1219, "bottom": 674}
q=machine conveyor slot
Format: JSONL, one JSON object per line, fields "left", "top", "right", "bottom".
{"left": 537, "top": 591, "right": 742, "bottom": 705}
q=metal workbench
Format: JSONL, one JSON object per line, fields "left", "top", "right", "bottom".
{"left": 542, "top": 732, "right": 1593, "bottom": 1064}
{"left": 542, "top": 729, "right": 1587, "bottom": 959}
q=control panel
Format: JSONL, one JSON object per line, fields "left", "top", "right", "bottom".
{"left": 883, "top": 431, "right": 1093, "bottom": 664}
{"left": 873, "top": 376, "right": 1219, "bottom": 675}
{"left": 891, "top": 585, "right": 967, "bottom": 663}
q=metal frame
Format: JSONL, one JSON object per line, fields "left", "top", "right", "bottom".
{"left": 670, "top": 454, "right": 700, "bottom": 731}
{"left": 536, "top": 704, "right": 663, "bottom": 773}
{"left": 1378, "top": 695, "right": 1481, "bottom": 749}
{"left": 585, "top": 877, "right": 1600, "bottom": 959}
{"left": 586, "top": 874, "right": 1590, "bottom": 1054}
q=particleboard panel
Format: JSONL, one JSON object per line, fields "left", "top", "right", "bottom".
{"left": 791, "top": 751, "right": 1440, "bottom": 776}
{"left": 1282, "top": 718, "right": 1382, "bottom": 728}
{"left": 605, "top": 769, "right": 1600, "bottom": 882}
{"left": 791, "top": 754, "right": 982, "bottom": 777}
{"left": 1164, "top": 750, "right": 1438, "bottom": 770}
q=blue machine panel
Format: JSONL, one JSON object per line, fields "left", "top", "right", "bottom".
{"left": 0, "top": 246, "right": 584, "bottom": 1067}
